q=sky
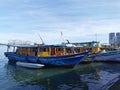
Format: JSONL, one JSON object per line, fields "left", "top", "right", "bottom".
{"left": 0, "top": 0, "right": 120, "bottom": 44}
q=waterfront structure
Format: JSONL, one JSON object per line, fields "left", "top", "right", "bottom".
{"left": 101, "top": 43, "right": 111, "bottom": 51}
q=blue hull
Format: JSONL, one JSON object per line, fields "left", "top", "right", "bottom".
{"left": 5, "top": 52, "right": 27, "bottom": 62}
{"left": 38, "top": 55, "right": 85, "bottom": 66}
{"left": 4, "top": 52, "right": 88, "bottom": 66}
{"left": 94, "top": 50, "right": 120, "bottom": 62}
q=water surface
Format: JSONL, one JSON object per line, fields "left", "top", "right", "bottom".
{"left": 0, "top": 46, "right": 120, "bottom": 90}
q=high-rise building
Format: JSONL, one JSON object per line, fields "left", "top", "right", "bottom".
{"left": 109, "top": 33, "right": 115, "bottom": 44}
{"left": 116, "top": 32, "right": 120, "bottom": 42}
{"left": 109, "top": 32, "right": 120, "bottom": 48}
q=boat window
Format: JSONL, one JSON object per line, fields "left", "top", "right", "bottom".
{"left": 58, "top": 48, "right": 61, "bottom": 51}
{"left": 43, "top": 48, "right": 46, "bottom": 52}
{"left": 32, "top": 48, "right": 37, "bottom": 52}
{"left": 40, "top": 48, "right": 47, "bottom": 52}
{"left": 38, "top": 48, "right": 42, "bottom": 52}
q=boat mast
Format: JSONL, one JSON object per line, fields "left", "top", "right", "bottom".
{"left": 61, "top": 32, "right": 65, "bottom": 44}
{"left": 7, "top": 45, "right": 10, "bottom": 52}
{"left": 38, "top": 34, "right": 45, "bottom": 45}
{"left": 95, "top": 33, "right": 97, "bottom": 42}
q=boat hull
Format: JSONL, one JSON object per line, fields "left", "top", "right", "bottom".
{"left": 37, "top": 55, "right": 85, "bottom": 66}
{"left": 94, "top": 50, "right": 120, "bottom": 62}
{"left": 4, "top": 52, "right": 88, "bottom": 67}
{"left": 4, "top": 52, "right": 27, "bottom": 62}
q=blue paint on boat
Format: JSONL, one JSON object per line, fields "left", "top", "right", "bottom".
{"left": 38, "top": 55, "right": 85, "bottom": 66}
{"left": 5, "top": 52, "right": 88, "bottom": 67}
{"left": 94, "top": 50, "right": 120, "bottom": 62}
{"left": 5, "top": 52, "right": 27, "bottom": 62}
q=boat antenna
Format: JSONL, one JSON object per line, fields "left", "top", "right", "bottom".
{"left": 38, "top": 34, "right": 45, "bottom": 45}
{"left": 61, "top": 31, "right": 65, "bottom": 44}
{"left": 95, "top": 33, "right": 97, "bottom": 42}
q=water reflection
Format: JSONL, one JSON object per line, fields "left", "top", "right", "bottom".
{"left": 5, "top": 62, "right": 120, "bottom": 90}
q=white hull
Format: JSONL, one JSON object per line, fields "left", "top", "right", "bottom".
{"left": 16, "top": 62, "right": 44, "bottom": 69}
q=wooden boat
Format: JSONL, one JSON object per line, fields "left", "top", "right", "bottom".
{"left": 4, "top": 45, "right": 88, "bottom": 67}
{"left": 94, "top": 50, "right": 120, "bottom": 62}
{"left": 16, "top": 61, "right": 44, "bottom": 69}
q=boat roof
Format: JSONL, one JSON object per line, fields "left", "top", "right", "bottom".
{"left": 7, "top": 44, "right": 68, "bottom": 48}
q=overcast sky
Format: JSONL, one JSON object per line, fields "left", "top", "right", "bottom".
{"left": 0, "top": 0, "right": 120, "bottom": 44}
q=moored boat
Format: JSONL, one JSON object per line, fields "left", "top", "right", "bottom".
{"left": 94, "top": 50, "right": 120, "bottom": 62}
{"left": 4, "top": 44, "right": 88, "bottom": 67}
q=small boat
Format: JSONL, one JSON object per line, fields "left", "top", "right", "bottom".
{"left": 16, "top": 61, "right": 44, "bottom": 69}
{"left": 94, "top": 50, "right": 120, "bottom": 62}
{"left": 4, "top": 44, "right": 88, "bottom": 67}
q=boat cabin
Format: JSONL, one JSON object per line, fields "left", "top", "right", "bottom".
{"left": 7, "top": 45, "right": 83, "bottom": 57}
{"left": 71, "top": 41, "right": 101, "bottom": 53}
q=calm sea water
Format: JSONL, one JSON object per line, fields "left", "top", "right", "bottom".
{"left": 0, "top": 46, "right": 120, "bottom": 90}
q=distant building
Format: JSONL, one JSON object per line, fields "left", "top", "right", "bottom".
{"left": 109, "top": 33, "right": 115, "bottom": 44}
{"left": 116, "top": 32, "right": 120, "bottom": 42}
{"left": 109, "top": 32, "right": 120, "bottom": 48}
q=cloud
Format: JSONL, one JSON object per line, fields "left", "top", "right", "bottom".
{"left": 0, "top": 0, "right": 120, "bottom": 44}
